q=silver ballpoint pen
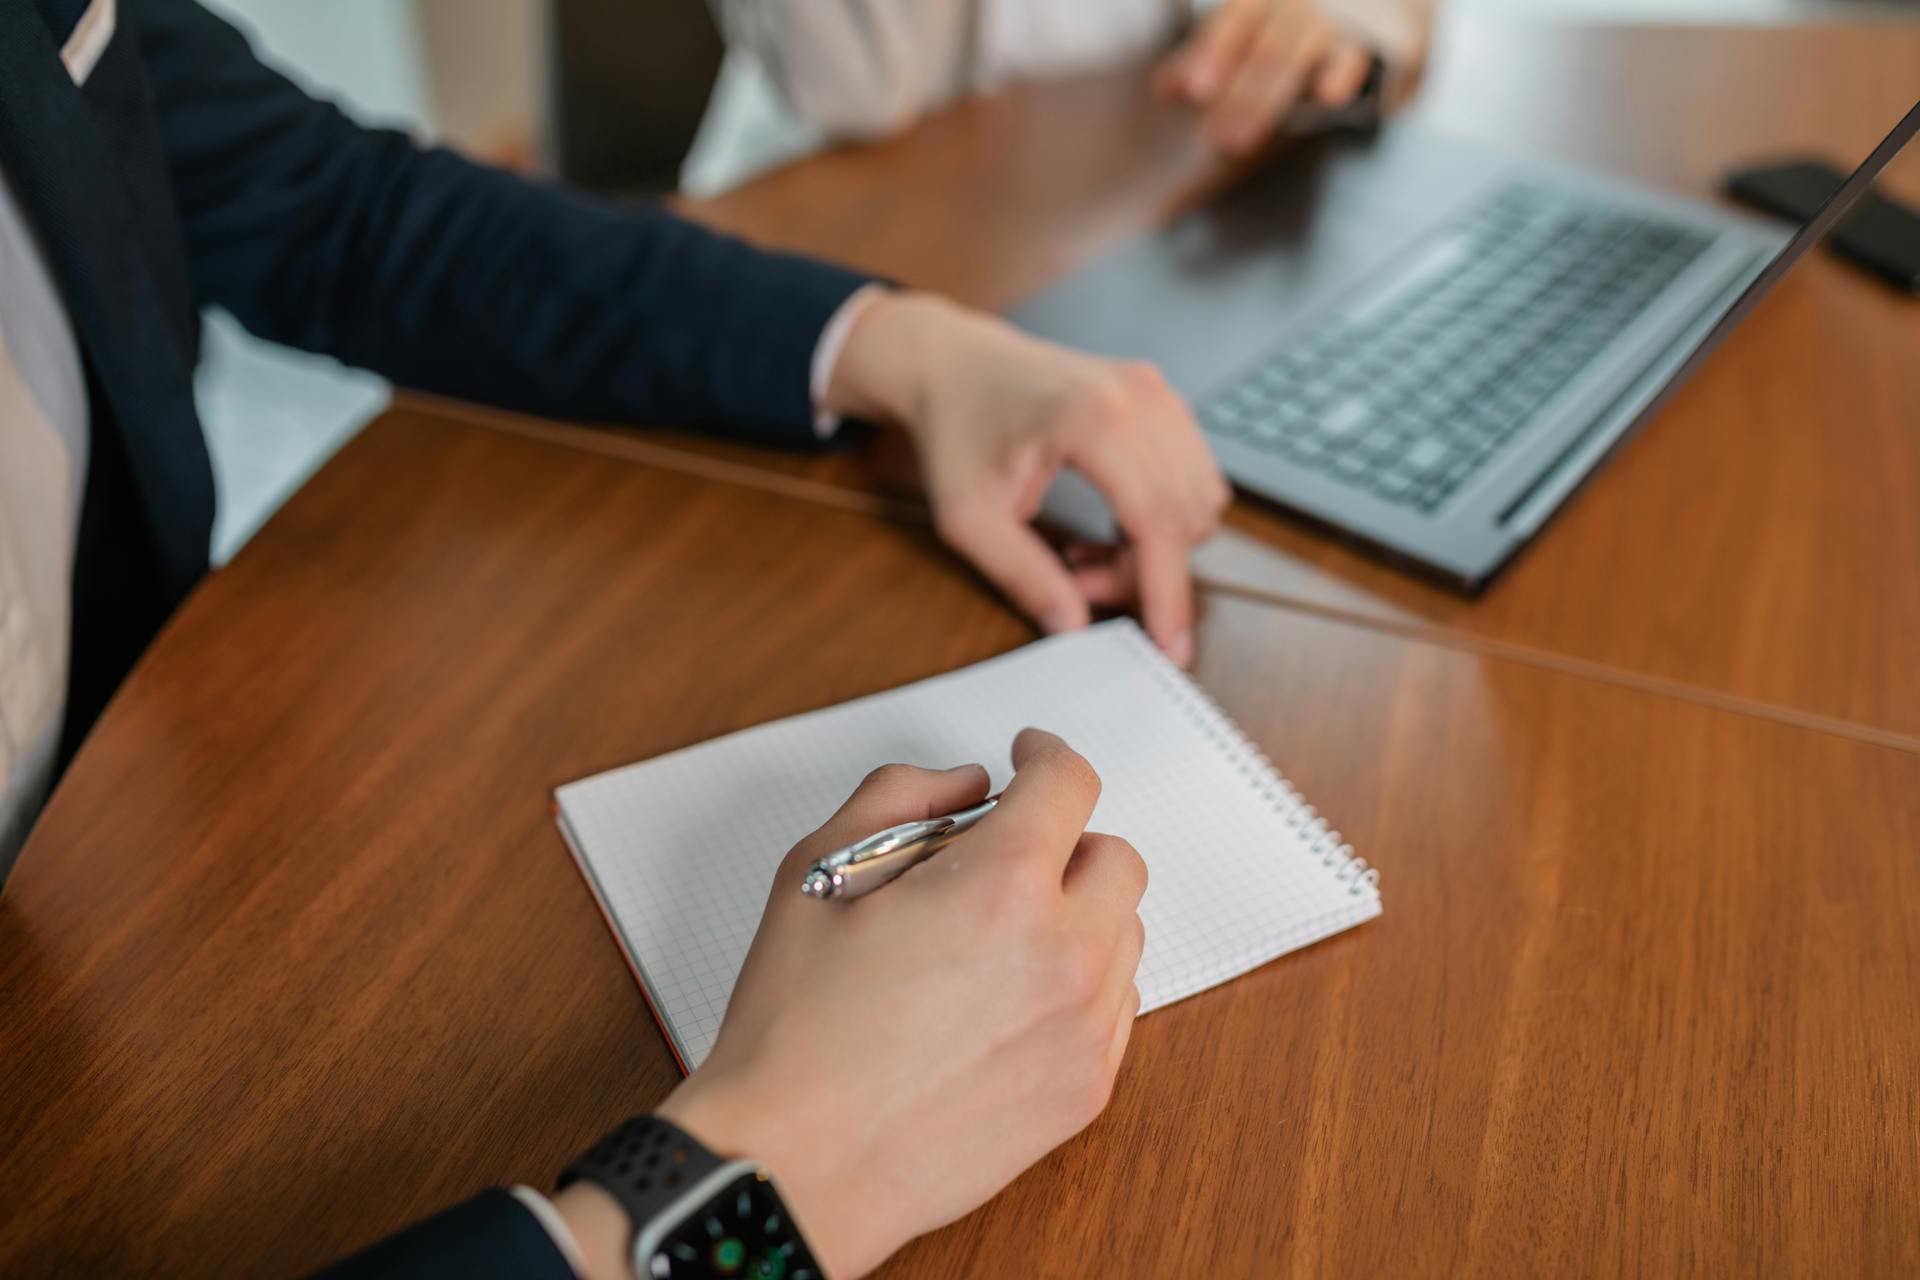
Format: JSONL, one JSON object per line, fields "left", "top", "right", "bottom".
{"left": 799, "top": 796, "right": 1000, "bottom": 901}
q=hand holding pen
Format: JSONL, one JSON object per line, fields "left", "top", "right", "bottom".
{"left": 654, "top": 730, "right": 1148, "bottom": 1279}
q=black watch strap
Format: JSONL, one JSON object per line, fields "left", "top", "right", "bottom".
{"left": 557, "top": 1114, "right": 728, "bottom": 1231}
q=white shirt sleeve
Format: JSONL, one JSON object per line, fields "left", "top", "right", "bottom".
{"left": 709, "top": 0, "right": 978, "bottom": 137}
{"left": 709, "top": 0, "right": 1187, "bottom": 135}
{"left": 808, "top": 282, "right": 890, "bottom": 438}
{"left": 509, "top": 1185, "right": 591, "bottom": 1278}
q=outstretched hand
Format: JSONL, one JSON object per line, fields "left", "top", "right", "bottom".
{"left": 1154, "top": 0, "right": 1377, "bottom": 154}
{"left": 825, "top": 292, "right": 1229, "bottom": 667}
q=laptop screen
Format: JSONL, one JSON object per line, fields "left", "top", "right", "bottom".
{"left": 1643, "top": 97, "right": 1920, "bottom": 416}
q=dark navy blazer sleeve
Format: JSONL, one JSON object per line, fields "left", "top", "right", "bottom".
{"left": 132, "top": 0, "right": 872, "bottom": 444}
{"left": 311, "top": 1189, "right": 578, "bottom": 1279}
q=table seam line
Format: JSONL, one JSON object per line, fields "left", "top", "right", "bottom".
{"left": 1201, "top": 580, "right": 1920, "bottom": 756}
{"left": 423, "top": 405, "right": 1916, "bottom": 757}
{"left": 399, "top": 395, "right": 930, "bottom": 526}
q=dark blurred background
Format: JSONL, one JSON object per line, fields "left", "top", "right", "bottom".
{"left": 547, "top": 0, "right": 722, "bottom": 196}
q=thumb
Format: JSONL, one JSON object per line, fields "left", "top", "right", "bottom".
{"left": 936, "top": 501, "right": 1092, "bottom": 637}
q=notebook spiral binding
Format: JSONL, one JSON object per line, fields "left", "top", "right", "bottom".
{"left": 1120, "top": 626, "right": 1381, "bottom": 898}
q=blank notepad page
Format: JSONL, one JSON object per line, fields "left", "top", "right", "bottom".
{"left": 556, "top": 620, "right": 1381, "bottom": 1070}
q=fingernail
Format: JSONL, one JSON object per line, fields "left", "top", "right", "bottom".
{"left": 1041, "top": 608, "right": 1080, "bottom": 635}
{"left": 1169, "top": 630, "right": 1194, "bottom": 667}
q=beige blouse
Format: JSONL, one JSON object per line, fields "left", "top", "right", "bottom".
{"left": 682, "top": 0, "right": 1435, "bottom": 194}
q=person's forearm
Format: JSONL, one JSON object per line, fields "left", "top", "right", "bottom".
{"left": 244, "top": 145, "right": 868, "bottom": 438}
{"left": 142, "top": 0, "right": 871, "bottom": 441}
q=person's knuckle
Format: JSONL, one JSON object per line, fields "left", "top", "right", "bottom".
{"left": 1116, "top": 839, "right": 1150, "bottom": 897}
{"left": 1049, "top": 936, "right": 1109, "bottom": 1012}
{"left": 1041, "top": 743, "right": 1103, "bottom": 803}
{"left": 1181, "top": 490, "right": 1223, "bottom": 540}
{"left": 1084, "top": 833, "right": 1146, "bottom": 893}
{"left": 931, "top": 500, "right": 984, "bottom": 546}
{"left": 1117, "top": 359, "right": 1168, "bottom": 397}
{"left": 1073, "top": 377, "right": 1136, "bottom": 431}
{"left": 1085, "top": 836, "right": 1149, "bottom": 913}
{"left": 777, "top": 838, "right": 817, "bottom": 878}
{"left": 1139, "top": 499, "right": 1188, "bottom": 543}
{"left": 860, "top": 762, "right": 921, "bottom": 796}
{"left": 1251, "top": 22, "right": 1291, "bottom": 60}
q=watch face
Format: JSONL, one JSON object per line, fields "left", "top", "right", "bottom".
{"left": 647, "top": 1169, "right": 820, "bottom": 1279}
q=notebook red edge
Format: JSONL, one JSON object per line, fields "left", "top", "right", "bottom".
{"left": 552, "top": 798, "right": 692, "bottom": 1078}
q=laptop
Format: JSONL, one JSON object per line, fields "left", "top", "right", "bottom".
{"left": 1014, "top": 98, "right": 1920, "bottom": 590}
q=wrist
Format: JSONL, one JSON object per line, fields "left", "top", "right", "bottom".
{"left": 821, "top": 290, "right": 963, "bottom": 434}
{"left": 658, "top": 1072, "right": 878, "bottom": 1277}
{"left": 654, "top": 1074, "right": 806, "bottom": 1214}
{"left": 559, "top": 1101, "right": 844, "bottom": 1279}
{"left": 551, "top": 1181, "right": 638, "bottom": 1280}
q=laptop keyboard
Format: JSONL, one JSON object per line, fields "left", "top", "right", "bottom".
{"left": 1199, "top": 183, "right": 1716, "bottom": 514}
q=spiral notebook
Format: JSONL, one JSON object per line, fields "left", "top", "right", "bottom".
{"left": 555, "top": 620, "right": 1381, "bottom": 1071}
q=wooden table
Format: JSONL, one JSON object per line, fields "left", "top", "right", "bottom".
{"left": 4, "top": 15, "right": 1918, "bottom": 1280}
{"left": 4, "top": 406, "right": 1916, "bottom": 1277}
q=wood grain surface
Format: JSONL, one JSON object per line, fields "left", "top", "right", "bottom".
{"left": 476, "top": 18, "right": 1920, "bottom": 740}
{"left": 3, "top": 408, "right": 1916, "bottom": 1276}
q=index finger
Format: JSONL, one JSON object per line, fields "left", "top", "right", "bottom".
{"left": 786, "top": 762, "right": 992, "bottom": 871}
{"left": 1155, "top": 0, "right": 1263, "bottom": 101}
{"left": 969, "top": 728, "right": 1103, "bottom": 879}
{"left": 1066, "top": 437, "right": 1196, "bottom": 664}
{"left": 1132, "top": 528, "right": 1196, "bottom": 668}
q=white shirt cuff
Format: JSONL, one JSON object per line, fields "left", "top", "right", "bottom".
{"left": 808, "top": 283, "right": 889, "bottom": 439}
{"left": 510, "top": 1185, "right": 591, "bottom": 1278}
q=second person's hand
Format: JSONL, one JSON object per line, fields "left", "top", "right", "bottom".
{"left": 825, "top": 291, "right": 1229, "bottom": 668}
{"left": 1153, "top": 0, "right": 1377, "bottom": 154}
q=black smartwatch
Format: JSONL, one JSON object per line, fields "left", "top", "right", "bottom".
{"left": 559, "top": 1115, "right": 824, "bottom": 1279}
